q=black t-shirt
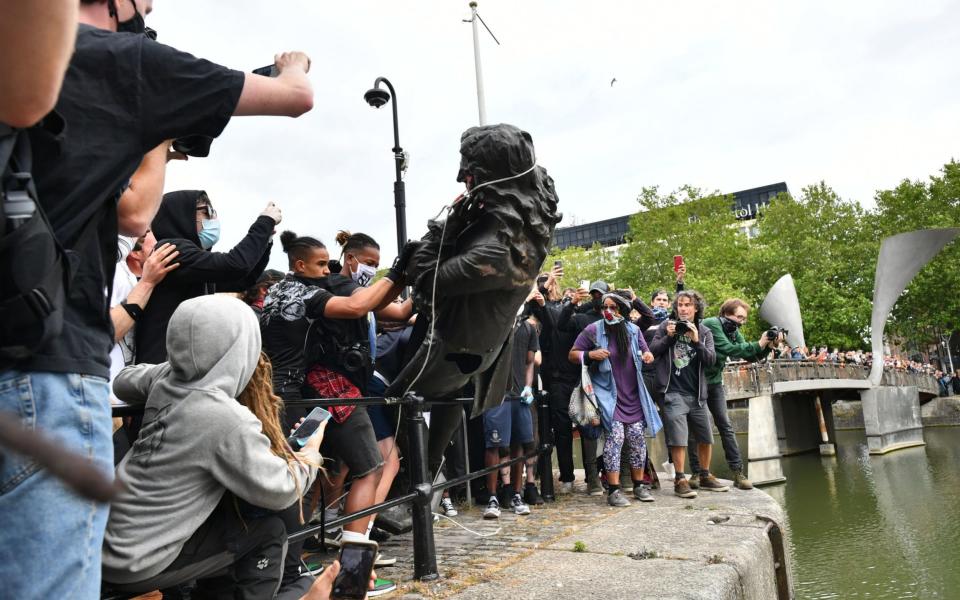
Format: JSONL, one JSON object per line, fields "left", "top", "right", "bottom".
{"left": 8, "top": 25, "right": 244, "bottom": 378}
{"left": 260, "top": 275, "right": 335, "bottom": 396}
{"left": 303, "top": 274, "right": 372, "bottom": 390}
{"left": 507, "top": 320, "right": 540, "bottom": 396}
{"left": 667, "top": 333, "right": 700, "bottom": 398}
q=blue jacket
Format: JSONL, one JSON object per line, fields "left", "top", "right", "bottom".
{"left": 587, "top": 321, "right": 663, "bottom": 437}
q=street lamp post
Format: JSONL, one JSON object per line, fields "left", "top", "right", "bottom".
{"left": 363, "top": 77, "right": 407, "bottom": 268}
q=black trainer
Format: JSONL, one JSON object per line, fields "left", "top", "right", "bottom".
{"left": 524, "top": 482, "right": 545, "bottom": 505}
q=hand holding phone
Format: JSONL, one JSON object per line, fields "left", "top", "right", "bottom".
{"left": 287, "top": 407, "right": 331, "bottom": 449}
{"left": 331, "top": 540, "right": 379, "bottom": 599}
{"left": 673, "top": 255, "right": 684, "bottom": 273}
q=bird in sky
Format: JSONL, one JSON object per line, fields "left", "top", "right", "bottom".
{"left": 610, "top": 77, "right": 617, "bottom": 87}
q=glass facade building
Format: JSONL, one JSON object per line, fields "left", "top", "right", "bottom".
{"left": 552, "top": 182, "right": 789, "bottom": 250}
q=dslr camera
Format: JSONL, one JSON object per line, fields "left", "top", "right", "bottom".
{"left": 673, "top": 320, "right": 694, "bottom": 335}
{"left": 339, "top": 343, "right": 370, "bottom": 373}
{"left": 766, "top": 326, "right": 789, "bottom": 341}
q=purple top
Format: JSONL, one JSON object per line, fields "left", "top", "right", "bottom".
{"left": 573, "top": 322, "right": 646, "bottom": 424}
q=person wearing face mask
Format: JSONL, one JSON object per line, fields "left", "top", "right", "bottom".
{"left": 263, "top": 230, "right": 415, "bottom": 575}
{"left": 569, "top": 293, "right": 661, "bottom": 507}
{"left": 258, "top": 231, "right": 413, "bottom": 590}
{"left": 693, "top": 299, "right": 780, "bottom": 490}
{"left": 134, "top": 191, "right": 279, "bottom": 365}
{"left": 650, "top": 290, "right": 719, "bottom": 498}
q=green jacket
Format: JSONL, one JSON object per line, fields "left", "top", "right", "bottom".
{"left": 702, "top": 316, "right": 765, "bottom": 385}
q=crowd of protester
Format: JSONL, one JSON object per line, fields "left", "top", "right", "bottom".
{"left": 2, "top": 3, "right": 958, "bottom": 599}
{"left": 769, "top": 342, "right": 955, "bottom": 382}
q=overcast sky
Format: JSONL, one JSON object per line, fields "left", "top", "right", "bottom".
{"left": 149, "top": 0, "right": 960, "bottom": 269}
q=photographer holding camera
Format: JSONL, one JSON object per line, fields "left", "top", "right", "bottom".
{"left": 649, "top": 290, "right": 718, "bottom": 498}
{"left": 691, "top": 299, "right": 782, "bottom": 491}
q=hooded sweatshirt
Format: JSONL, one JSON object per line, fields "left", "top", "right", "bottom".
{"left": 103, "top": 295, "right": 319, "bottom": 585}
{"left": 135, "top": 190, "right": 274, "bottom": 364}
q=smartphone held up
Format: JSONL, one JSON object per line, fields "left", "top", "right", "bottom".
{"left": 331, "top": 540, "right": 379, "bottom": 599}
{"left": 287, "top": 406, "right": 331, "bottom": 449}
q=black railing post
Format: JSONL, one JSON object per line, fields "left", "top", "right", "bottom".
{"left": 536, "top": 389, "right": 555, "bottom": 501}
{"left": 406, "top": 394, "right": 439, "bottom": 581}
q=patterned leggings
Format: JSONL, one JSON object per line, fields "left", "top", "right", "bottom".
{"left": 604, "top": 420, "right": 647, "bottom": 473}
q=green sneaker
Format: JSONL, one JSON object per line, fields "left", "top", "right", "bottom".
{"left": 688, "top": 473, "right": 700, "bottom": 490}
{"left": 300, "top": 553, "right": 324, "bottom": 576}
{"left": 368, "top": 578, "right": 397, "bottom": 597}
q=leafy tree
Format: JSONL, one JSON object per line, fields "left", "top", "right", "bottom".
{"left": 615, "top": 185, "right": 750, "bottom": 315}
{"left": 544, "top": 242, "right": 618, "bottom": 291}
{"left": 745, "top": 183, "right": 877, "bottom": 350}
{"left": 873, "top": 160, "right": 960, "bottom": 348}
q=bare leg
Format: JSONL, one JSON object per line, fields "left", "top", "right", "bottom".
{"left": 697, "top": 443, "right": 712, "bottom": 474}
{"left": 485, "top": 449, "right": 502, "bottom": 497}
{"left": 670, "top": 446, "right": 687, "bottom": 476}
{"left": 342, "top": 468, "right": 382, "bottom": 535}
{"left": 510, "top": 445, "right": 524, "bottom": 493}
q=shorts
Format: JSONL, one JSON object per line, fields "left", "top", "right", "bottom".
{"left": 366, "top": 375, "right": 398, "bottom": 441}
{"left": 662, "top": 391, "right": 713, "bottom": 447}
{"left": 483, "top": 397, "right": 534, "bottom": 449}
{"left": 319, "top": 407, "right": 384, "bottom": 479}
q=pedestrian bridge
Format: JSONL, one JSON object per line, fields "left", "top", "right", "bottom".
{"left": 721, "top": 360, "right": 939, "bottom": 401}
{"left": 716, "top": 360, "right": 937, "bottom": 486}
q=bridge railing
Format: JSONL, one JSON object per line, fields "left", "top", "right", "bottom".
{"left": 721, "top": 360, "right": 939, "bottom": 398}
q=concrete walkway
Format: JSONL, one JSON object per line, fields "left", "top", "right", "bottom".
{"left": 334, "top": 474, "right": 791, "bottom": 599}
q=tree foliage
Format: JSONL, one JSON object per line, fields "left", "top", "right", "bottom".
{"left": 873, "top": 160, "right": 960, "bottom": 343}
{"left": 546, "top": 242, "right": 618, "bottom": 291}
{"left": 744, "top": 183, "right": 877, "bottom": 349}
{"left": 546, "top": 160, "right": 960, "bottom": 352}
{"left": 616, "top": 186, "right": 748, "bottom": 313}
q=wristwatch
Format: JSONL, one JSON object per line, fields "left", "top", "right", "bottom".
{"left": 120, "top": 301, "right": 144, "bottom": 321}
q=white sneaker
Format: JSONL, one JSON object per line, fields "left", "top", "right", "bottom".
{"left": 510, "top": 493, "right": 531, "bottom": 516}
{"left": 559, "top": 482, "right": 574, "bottom": 494}
{"left": 483, "top": 497, "right": 501, "bottom": 519}
{"left": 374, "top": 553, "right": 396, "bottom": 567}
{"left": 440, "top": 497, "right": 458, "bottom": 517}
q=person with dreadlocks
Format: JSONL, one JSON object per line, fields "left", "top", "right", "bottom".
{"left": 569, "top": 293, "right": 662, "bottom": 507}
{"left": 103, "top": 295, "right": 322, "bottom": 598}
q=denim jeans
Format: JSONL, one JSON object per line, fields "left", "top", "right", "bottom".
{"left": 0, "top": 370, "right": 113, "bottom": 598}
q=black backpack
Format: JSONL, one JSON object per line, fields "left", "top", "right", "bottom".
{"left": 0, "top": 123, "right": 71, "bottom": 359}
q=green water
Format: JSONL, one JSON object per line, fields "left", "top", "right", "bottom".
{"left": 729, "top": 428, "right": 960, "bottom": 599}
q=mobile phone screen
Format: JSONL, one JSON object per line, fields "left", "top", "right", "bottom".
{"left": 252, "top": 64, "right": 279, "bottom": 77}
{"left": 287, "top": 407, "right": 331, "bottom": 448}
{"left": 332, "top": 542, "right": 378, "bottom": 599}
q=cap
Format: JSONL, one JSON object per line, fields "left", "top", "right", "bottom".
{"left": 589, "top": 281, "right": 610, "bottom": 294}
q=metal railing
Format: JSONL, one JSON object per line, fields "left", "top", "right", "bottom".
{"left": 721, "top": 360, "right": 940, "bottom": 400}
{"left": 111, "top": 392, "right": 555, "bottom": 581}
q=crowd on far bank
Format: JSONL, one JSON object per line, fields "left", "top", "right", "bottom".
{"left": 767, "top": 344, "right": 959, "bottom": 391}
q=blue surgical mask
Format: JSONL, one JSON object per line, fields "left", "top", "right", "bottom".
{"left": 652, "top": 307, "right": 669, "bottom": 323}
{"left": 198, "top": 218, "right": 221, "bottom": 249}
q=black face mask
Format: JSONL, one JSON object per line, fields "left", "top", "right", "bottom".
{"left": 719, "top": 316, "right": 740, "bottom": 336}
{"left": 114, "top": 0, "right": 146, "bottom": 35}
{"left": 592, "top": 297, "right": 603, "bottom": 311}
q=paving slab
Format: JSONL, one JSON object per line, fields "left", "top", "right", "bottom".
{"left": 308, "top": 474, "right": 791, "bottom": 599}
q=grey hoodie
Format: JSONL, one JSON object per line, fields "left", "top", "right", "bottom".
{"left": 103, "top": 295, "right": 320, "bottom": 585}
